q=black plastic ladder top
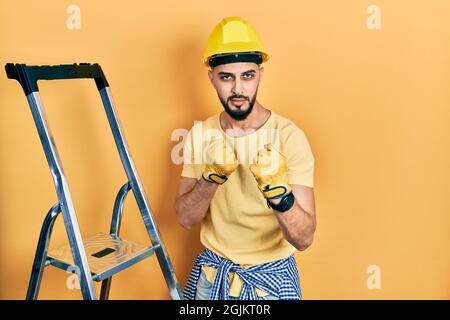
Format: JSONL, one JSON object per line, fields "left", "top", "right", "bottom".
{"left": 5, "top": 63, "right": 109, "bottom": 95}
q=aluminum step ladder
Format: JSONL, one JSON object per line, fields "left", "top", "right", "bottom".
{"left": 5, "top": 63, "right": 183, "bottom": 300}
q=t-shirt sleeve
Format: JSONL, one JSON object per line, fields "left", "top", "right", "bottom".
{"left": 283, "top": 126, "right": 315, "bottom": 188}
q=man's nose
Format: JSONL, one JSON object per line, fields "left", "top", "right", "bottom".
{"left": 231, "top": 78, "right": 244, "bottom": 96}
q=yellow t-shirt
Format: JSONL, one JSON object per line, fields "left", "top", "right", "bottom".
{"left": 181, "top": 111, "right": 314, "bottom": 297}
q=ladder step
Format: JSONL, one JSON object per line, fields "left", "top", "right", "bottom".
{"left": 47, "top": 233, "right": 159, "bottom": 281}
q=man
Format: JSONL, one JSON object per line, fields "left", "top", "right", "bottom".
{"left": 175, "top": 17, "right": 316, "bottom": 300}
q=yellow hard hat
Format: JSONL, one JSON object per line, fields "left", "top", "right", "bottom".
{"left": 202, "top": 17, "right": 270, "bottom": 68}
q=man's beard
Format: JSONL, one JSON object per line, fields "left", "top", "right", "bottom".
{"left": 219, "top": 91, "right": 257, "bottom": 121}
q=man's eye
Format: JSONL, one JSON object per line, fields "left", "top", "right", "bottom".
{"left": 243, "top": 74, "right": 254, "bottom": 79}
{"left": 220, "top": 75, "right": 231, "bottom": 80}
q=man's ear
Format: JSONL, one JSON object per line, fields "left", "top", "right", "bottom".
{"left": 208, "top": 69, "right": 214, "bottom": 85}
{"left": 259, "top": 66, "right": 264, "bottom": 82}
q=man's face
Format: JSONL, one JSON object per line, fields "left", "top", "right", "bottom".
{"left": 208, "top": 62, "right": 264, "bottom": 121}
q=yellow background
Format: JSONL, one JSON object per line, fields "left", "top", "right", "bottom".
{"left": 0, "top": 0, "right": 449, "bottom": 299}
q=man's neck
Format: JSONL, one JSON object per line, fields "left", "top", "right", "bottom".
{"left": 220, "top": 103, "right": 271, "bottom": 137}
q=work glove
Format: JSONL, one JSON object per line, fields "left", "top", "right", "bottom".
{"left": 249, "top": 144, "right": 291, "bottom": 199}
{"left": 202, "top": 137, "right": 238, "bottom": 184}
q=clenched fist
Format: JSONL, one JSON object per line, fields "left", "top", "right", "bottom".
{"left": 202, "top": 137, "right": 239, "bottom": 184}
{"left": 249, "top": 144, "right": 291, "bottom": 199}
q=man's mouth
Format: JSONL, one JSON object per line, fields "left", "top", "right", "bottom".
{"left": 230, "top": 98, "right": 247, "bottom": 107}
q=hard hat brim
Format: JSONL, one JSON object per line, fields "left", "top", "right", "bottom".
{"left": 203, "top": 50, "right": 269, "bottom": 67}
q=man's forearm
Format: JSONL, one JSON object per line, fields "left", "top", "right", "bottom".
{"left": 273, "top": 200, "right": 316, "bottom": 251}
{"left": 175, "top": 177, "right": 218, "bottom": 229}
